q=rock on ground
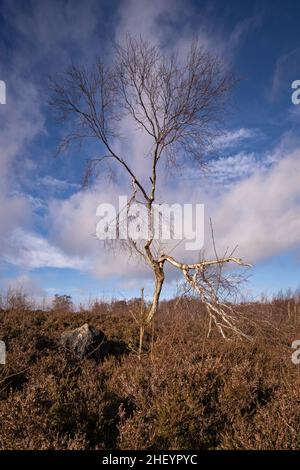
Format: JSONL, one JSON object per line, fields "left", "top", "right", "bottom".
{"left": 60, "top": 323, "right": 107, "bottom": 359}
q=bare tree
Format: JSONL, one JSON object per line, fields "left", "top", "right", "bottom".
{"left": 50, "top": 35, "right": 250, "bottom": 353}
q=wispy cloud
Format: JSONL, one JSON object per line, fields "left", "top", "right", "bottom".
{"left": 269, "top": 48, "right": 300, "bottom": 102}
{"left": 213, "top": 128, "right": 259, "bottom": 150}
{"left": 211, "top": 147, "right": 300, "bottom": 263}
{"left": 40, "top": 176, "right": 80, "bottom": 193}
{"left": 3, "top": 274, "right": 48, "bottom": 299}
{"left": 5, "top": 229, "right": 88, "bottom": 270}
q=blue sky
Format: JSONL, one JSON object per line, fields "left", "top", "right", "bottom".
{"left": 0, "top": 0, "right": 300, "bottom": 304}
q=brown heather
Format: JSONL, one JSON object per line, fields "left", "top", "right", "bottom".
{"left": 0, "top": 296, "right": 300, "bottom": 450}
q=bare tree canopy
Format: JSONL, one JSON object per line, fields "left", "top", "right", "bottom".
{"left": 50, "top": 35, "right": 250, "bottom": 354}
{"left": 50, "top": 36, "right": 234, "bottom": 188}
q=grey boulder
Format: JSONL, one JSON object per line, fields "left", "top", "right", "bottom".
{"left": 60, "top": 323, "right": 106, "bottom": 359}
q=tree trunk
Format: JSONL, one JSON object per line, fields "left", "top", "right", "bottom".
{"left": 138, "top": 324, "right": 145, "bottom": 359}
{"left": 145, "top": 262, "right": 165, "bottom": 326}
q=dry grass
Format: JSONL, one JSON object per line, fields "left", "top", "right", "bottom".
{"left": 0, "top": 296, "right": 300, "bottom": 450}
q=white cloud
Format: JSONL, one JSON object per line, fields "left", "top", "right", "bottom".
{"left": 210, "top": 148, "right": 300, "bottom": 263}
{"left": 43, "top": 137, "right": 300, "bottom": 293}
{"left": 116, "top": 0, "right": 260, "bottom": 61}
{"left": 269, "top": 48, "right": 300, "bottom": 102}
{"left": 40, "top": 176, "right": 80, "bottom": 193}
{"left": 2, "top": 0, "right": 102, "bottom": 68}
{"left": 0, "top": 77, "right": 44, "bottom": 244}
{"left": 213, "top": 128, "right": 257, "bottom": 150}
{"left": 202, "top": 152, "right": 262, "bottom": 189}
{"left": 0, "top": 0, "right": 102, "bottom": 259}
{"left": 182, "top": 151, "right": 262, "bottom": 191}
{"left": 5, "top": 229, "right": 87, "bottom": 270}
{"left": 46, "top": 185, "right": 152, "bottom": 280}
{"left": 3, "top": 275, "right": 47, "bottom": 299}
